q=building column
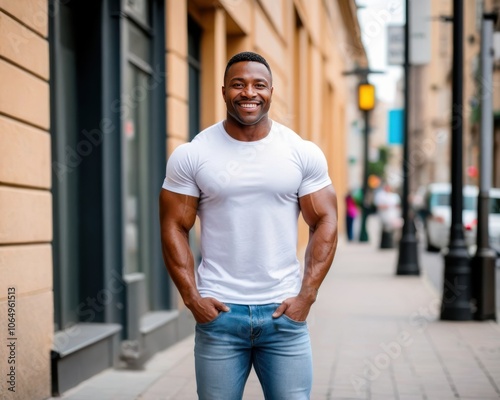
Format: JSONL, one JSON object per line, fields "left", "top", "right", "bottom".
{"left": 201, "top": 7, "right": 227, "bottom": 128}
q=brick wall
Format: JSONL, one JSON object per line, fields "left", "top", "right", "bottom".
{"left": 0, "top": 1, "right": 53, "bottom": 399}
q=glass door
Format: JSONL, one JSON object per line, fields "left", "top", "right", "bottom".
{"left": 123, "top": 62, "right": 152, "bottom": 277}
{"left": 121, "top": 0, "right": 154, "bottom": 312}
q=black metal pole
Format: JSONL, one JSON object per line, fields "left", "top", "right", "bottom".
{"left": 396, "top": 0, "right": 420, "bottom": 275}
{"left": 359, "top": 109, "right": 370, "bottom": 242}
{"left": 440, "top": 0, "right": 472, "bottom": 321}
{"left": 471, "top": 13, "right": 497, "bottom": 321}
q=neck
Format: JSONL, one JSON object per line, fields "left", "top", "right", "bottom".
{"left": 223, "top": 117, "right": 271, "bottom": 142}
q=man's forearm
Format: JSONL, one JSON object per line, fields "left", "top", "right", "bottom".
{"left": 297, "top": 186, "right": 338, "bottom": 304}
{"left": 300, "top": 221, "right": 338, "bottom": 301}
{"left": 159, "top": 190, "right": 201, "bottom": 308}
{"left": 161, "top": 230, "right": 201, "bottom": 307}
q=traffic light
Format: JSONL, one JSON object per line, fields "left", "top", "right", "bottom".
{"left": 358, "top": 83, "right": 375, "bottom": 111}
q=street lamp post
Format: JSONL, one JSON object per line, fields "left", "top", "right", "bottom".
{"left": 441, "top": 0, "right": 472, "bottom": 321}
{"left": 358, "top": 82, "right": 376, "bottom": 242}
{"left": 471, "top": 13, "right": 497, "bottom": 321}
{"left": 396, "top": 0, "right": 420, "bottom": 275}
{"left": 343, "top": 69, "right": 383, "bottom": 243}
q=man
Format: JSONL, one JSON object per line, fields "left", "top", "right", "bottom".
{"left": 374, "top": 183, "right": 402, "bottom": 248}
{"left": 159, "top": 51, "right": 338, "bottom": 399}
{"left": 374, "top": 183, "right": 402, "bottom": 232}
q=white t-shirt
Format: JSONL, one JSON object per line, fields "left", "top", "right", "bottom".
{"left": 162, "top": 120, "right": 331, "bottom": 304}
{"left": 374, "top": 189, "right": 401, "bottom": 229}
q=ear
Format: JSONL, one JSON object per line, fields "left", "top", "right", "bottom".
{"left": 221, "top": 86, "right": 226, "bottom": 102}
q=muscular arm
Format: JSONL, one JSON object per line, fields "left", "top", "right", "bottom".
{"left": 299, "top": 184, "right": 338, "bottom": 300}
{"left": 159, "top": 189, "right": 228, "bottom": 323}
{"left": 273, "top": 185, "right": 338, "bottom": 320}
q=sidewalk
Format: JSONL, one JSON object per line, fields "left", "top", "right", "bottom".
{"left": 55, "top": 238, "right": 500, "bottom": 400}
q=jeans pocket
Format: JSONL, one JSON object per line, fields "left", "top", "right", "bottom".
{"left": 281, "top": 314, "right": 307, "bottom": 326}
{"left": 196, "top": 310, "right": 226, "bottom": 327}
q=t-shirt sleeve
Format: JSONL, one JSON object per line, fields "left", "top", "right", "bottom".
{"left": 162, "top": 143, "right": 201, "bottom": 197}
{"left": 298, "top": 140, "right": 332, "bottom": 197}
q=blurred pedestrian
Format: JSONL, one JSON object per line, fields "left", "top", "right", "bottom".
{"left": 374, "top": 183, "right": 401, "bottom": 248}
{"left": 159, "top": 51, "right": 338, "bottom": 399}
{"left": 345, "top": 191, "right": 358, "bottom": 241}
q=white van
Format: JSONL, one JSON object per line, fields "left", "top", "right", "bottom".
{"left": 419, "top": 183, "right": 478, "bottom": 252}
{"left": 470, "top": 188, "right": 500, "bottom": 255}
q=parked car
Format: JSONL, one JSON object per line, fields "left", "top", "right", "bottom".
{"left": 489, "top": 188, "right": 500, "bottom": 254}
{"left": 469, "top": 188, "right": 500, "bottom": 256}
{"left": 417, "top": 183, "right": 478, "bottom": 252}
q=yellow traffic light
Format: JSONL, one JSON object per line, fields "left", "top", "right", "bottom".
{"left": 358, "top": 83, "right": 375, "bottom": 111}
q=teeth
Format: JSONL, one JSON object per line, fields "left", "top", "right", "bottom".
{"left": 240, "top": 104, "right": 257, "bottom": 108}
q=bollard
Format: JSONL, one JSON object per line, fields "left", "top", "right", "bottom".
{"left": 380, "top": 228, "right": 394, "bottom": 249}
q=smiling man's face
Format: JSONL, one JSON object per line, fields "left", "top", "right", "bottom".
{"left": 222, "top": 61, "right": 273, "bottom": 127}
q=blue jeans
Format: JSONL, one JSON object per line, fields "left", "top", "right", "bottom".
{"left": 194, "top": 303, "right": 312, "bottom": 400}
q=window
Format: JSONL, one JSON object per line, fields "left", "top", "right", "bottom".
{"left": 123, "top": 4, "right": 154, "bottom": 278}
{"left": 121, "top": 0, "right": 169, "bottom": 312}
{"left": 490, "top": 197, "right": 500, "bottom": 214}
{"left": 187, "top": 16, "right": 202, "bottom": 263}
{"left": 188, "top": 16, "right": 202, "bottom": 140}
{"left": 50, "top": 0, "right": 81, "bottom": 330}
{"left": 50, "top": 1, "right": 168, "bottom": 391}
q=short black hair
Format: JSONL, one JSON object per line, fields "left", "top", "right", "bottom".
{"left": 224, "top": 51, "right": 272, "bottom": 84}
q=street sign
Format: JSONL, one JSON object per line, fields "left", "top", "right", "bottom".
{"left": 387, "top": 0, "right": 431, "bottom": 66}
{"left": 388, "top": 109, "right": 404, "bottom": 145}
{"left": 494, "top": 32, "right": 500, "bottom": 61}
{"left": 387, "top": 24, "right": 404, "bottom": 66}
{"left": 410, "top": 0, "right": 431, "bottom": 65}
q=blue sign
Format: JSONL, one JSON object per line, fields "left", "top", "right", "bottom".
{"left": 388, "top": 109, "right": 404, "bottom": 145}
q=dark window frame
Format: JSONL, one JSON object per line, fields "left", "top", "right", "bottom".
{"left": 50, "top": 0, "right": 168, "bottom": 334}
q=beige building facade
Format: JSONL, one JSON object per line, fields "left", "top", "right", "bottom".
{"left": 407, "top": 0, "right": 500, "bottom": 192}
{"left": 0, "top": 0, "right": 366, "bottom": 398}
{"left": 0, "top": 0, "right": 53, "bottom": 399}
